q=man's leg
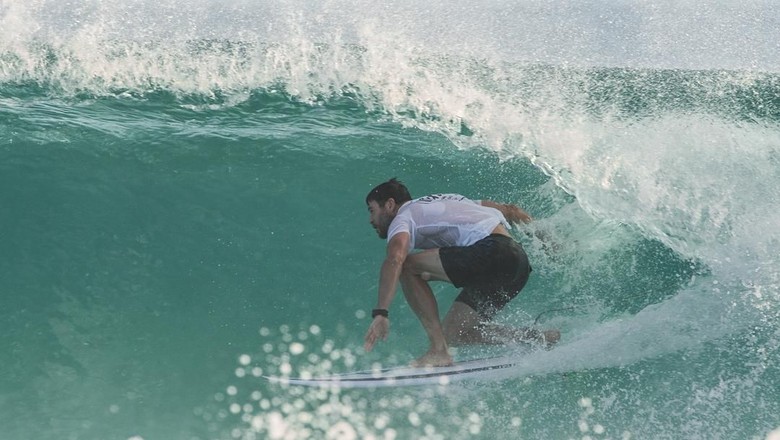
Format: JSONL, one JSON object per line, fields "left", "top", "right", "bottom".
{"left": 442, "top": 301, "right": 561, "bottom": 347}
{"left": 399, "top": 249, "right": 454, "bottom": 367}
{"left": 400, "top": 249, "right": 560, "bottom": 364}
{"left": 441, "top": 301, "right": 488, "bottom": 344}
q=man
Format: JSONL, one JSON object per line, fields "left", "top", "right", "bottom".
{"left": 363, "top": 178, "right": 560, "bottom": 367}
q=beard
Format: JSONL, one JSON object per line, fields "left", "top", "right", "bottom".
{"left": 373, "top": 214, "right": 392, "bottom": 239}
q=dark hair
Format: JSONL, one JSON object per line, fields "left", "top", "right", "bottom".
{"left": 366, "top": 178, "right": 412, "bottom": 206}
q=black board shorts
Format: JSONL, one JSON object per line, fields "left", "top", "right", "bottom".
{"left": 439, "top": 234, "right": 531, "bottom": 320}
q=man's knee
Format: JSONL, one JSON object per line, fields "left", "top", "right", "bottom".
{"left": 442, "top": 323, "right": 463, "bottom": 345}
{"left": 443, "top": 321, "right": 481, "bottom": 346}
{"left": 442, "top": 301, "right": 485, "bottom": 345}
{"left": 399, "top": 260, "right": 416, "bottom": 282}
{"left": 402, "top": 250, "right": 449, "bottom": 282}
{"left": 401, "top": 255, "right": 429, "bottom": 279}
{"left": 402, "top": 253, "right": 420, "bottom": 271}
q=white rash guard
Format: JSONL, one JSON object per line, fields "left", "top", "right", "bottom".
{"left": 386, "top": 194, "right": 510, "bottom": 251}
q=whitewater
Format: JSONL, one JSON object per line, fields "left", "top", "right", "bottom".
{"left": 1, "top": 1, "right": 779, "bottom": 439}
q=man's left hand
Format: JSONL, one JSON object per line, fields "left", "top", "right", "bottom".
{"left": 364, "top": 316, "right": 389, "bottom": 351}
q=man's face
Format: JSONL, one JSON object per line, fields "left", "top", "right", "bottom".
{"left": 367, "top": 200, "right": 395, "bottom": 239}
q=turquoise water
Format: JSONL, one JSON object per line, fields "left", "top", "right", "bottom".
{"left": 2, "top": 2, "right": 780, "bottom": 439}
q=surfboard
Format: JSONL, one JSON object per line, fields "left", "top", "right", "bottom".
{"left": 264, "top": 354, "right": 526, "bottom": 388}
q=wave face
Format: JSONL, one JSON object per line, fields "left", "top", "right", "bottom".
{"left": 2, "top": 2, "right": 780, "bottom": 439}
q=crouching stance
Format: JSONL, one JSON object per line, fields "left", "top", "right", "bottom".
{"left": 363, "top": 178, "right": 559, "bottom": 367}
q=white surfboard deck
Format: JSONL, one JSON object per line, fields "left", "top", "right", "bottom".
{"left": 264, "top": 353, "right": 529, "bottom": 388}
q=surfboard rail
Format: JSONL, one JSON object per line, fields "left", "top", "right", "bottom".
{"left": 263, "top": 354, "right": 526, "bottom": 388}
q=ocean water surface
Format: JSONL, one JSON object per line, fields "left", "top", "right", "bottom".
{"left": 2, "top": 1, "right": 780, "bottom": 439}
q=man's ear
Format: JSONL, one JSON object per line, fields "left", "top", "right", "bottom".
{"left": 384, "top": 198, "right": 397, "bottom": 212}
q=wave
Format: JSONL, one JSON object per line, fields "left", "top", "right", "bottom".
{"left": 4, "top": 0, "right": 779, "bottom": 384}
{"left": 4, "top": 27, "right": 780, "bottom": 286}
{"left": 4, "top": 5, "right": 780, "bottom": 438}
{"left": 5, "top": 29, "right": 779, "bottom": 254}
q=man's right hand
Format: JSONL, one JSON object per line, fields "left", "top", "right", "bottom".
{"left": 501, "top": 204, "right": 532, "bottom": 224}
{"left": 364, "top": 316, "right": 389, "bottom": 352}
{"left": 482, "top": 200, "right": 532, "bottom": 224}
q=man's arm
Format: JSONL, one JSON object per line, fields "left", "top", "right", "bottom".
{"left": 364, "top": 232, "right": 410, "bottom": 352}
{"left": 480, "top": 200, "right": 532, "bottom": 224}
{"left": 482, "top": 200, "right": 560, "bottom": 250}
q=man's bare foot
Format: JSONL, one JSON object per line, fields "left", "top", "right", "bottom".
{"left": 410, "top": 350, "right": 453, "bottom": 368}
{"left": 542, "top": 329, "right": 561, "bottom": 348}
{"left": 517, "top": 327, "right": 560, "bottom": 348}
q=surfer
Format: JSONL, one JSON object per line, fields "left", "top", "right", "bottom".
{"left": 363, "top": 178, "right": 560, "bottom": 367}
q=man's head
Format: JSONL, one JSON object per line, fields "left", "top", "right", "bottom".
{"left": 366, "top": 178, "right": 412, "bottom": 239}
